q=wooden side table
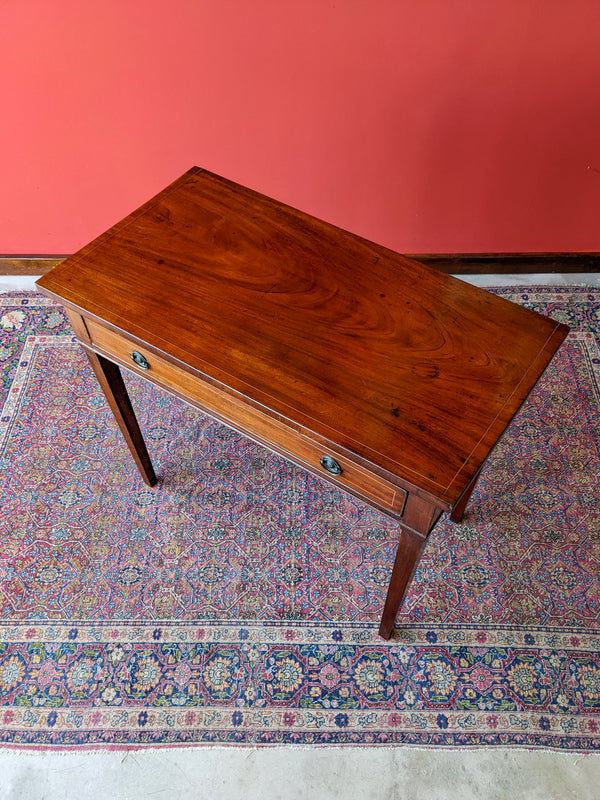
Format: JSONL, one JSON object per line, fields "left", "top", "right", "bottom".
{"left": 36, "top": 168, "right": 570, "bottom": 637}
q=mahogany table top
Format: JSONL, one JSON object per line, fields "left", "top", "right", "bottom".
{"left": 37, "top": 167, "right": 569, "bottom": 507}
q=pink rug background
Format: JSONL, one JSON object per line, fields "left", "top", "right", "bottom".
{"left": 0, "top": 287, "right": 599, "bottom": 749}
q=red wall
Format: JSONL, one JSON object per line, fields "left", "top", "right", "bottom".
{"left": 2, "top": 0, "right": 599, "bottom": 254}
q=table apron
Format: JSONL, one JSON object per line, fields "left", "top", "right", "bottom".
{"left": 75, "top": 315, "right": 441, "bottom": 522}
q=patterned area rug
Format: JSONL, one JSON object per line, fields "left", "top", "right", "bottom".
{"left": 0, "top": 287, "right": 599, "bottom": 750}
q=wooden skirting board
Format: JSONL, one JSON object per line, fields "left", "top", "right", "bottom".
{"left": 0, "top": 257, "right": 69, "bottom": 275}
{"left": 413, "top": 253, "right": 600, "bottom": 274}
{"left": 1, "top": 253, "right": 599, "bottom": 276}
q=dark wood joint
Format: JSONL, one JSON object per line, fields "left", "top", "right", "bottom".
{"left": 65, "top": 310, "right": 92, "bottom": 344}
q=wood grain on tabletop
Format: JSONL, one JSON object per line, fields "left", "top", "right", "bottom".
{"left": 37, "top": 168, "right": 570, "bottom": 504}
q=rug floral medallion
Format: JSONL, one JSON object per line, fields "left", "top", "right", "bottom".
{"left": 0, "top": 288, "right": 599, "bottom": 750}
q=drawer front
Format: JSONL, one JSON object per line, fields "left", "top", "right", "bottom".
{"left": 84, "top": 318, "right": 406, "bottom": 516}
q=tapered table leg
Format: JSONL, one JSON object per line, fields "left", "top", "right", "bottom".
{"left": 450, "top": 465, "right": 483, "bottom": 523}
{"left": 83, "top": 347, "right": 157, "bottom": 487}
{"left": 379, "top": 494, "right": 444, "bottom": 639}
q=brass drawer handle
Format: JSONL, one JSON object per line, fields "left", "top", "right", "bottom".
{"left": 131, "top": 351, "right": 150, "bottom": 370}
{"left": 320, "top": 455, "right": 342, "bottom": 476}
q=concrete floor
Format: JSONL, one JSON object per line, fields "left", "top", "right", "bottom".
{"left": 1, "top": 747, "right": 599, "bottom": 800}
{"left": 1, "top": 273, "right": 599, "bottom": 799}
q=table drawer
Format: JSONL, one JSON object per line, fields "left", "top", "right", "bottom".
{"left": 84, "top": 318, "right": 406, "bottom": 516}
